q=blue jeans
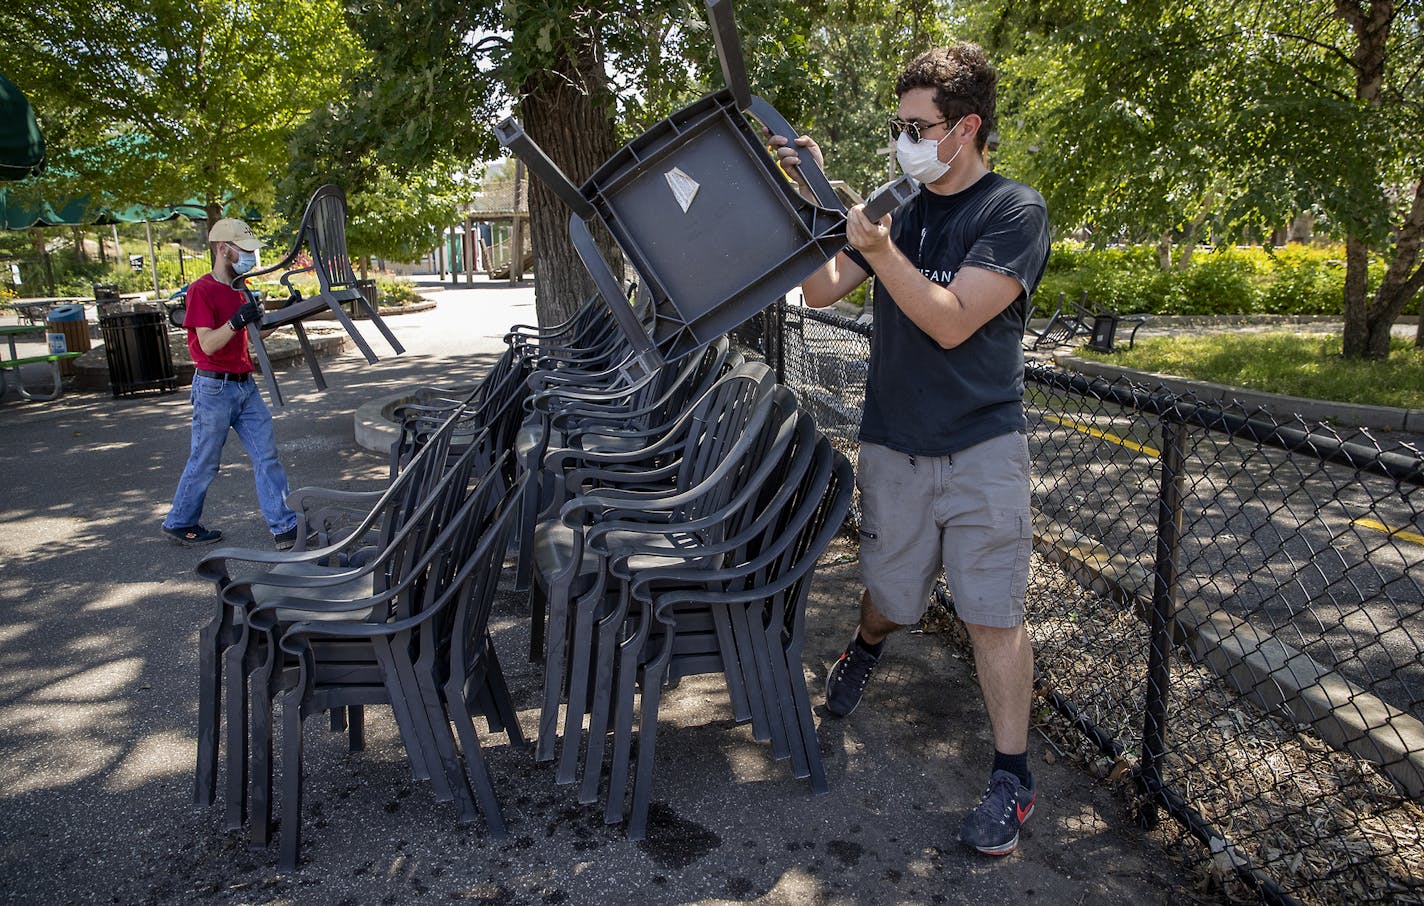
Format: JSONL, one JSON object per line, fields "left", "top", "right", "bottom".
{"left": 164, "top": 375, "right": 298, "bottom": 535}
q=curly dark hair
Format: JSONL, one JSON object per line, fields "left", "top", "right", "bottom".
{"left": 895, "top": 44, "right": 997, "bottom": 153}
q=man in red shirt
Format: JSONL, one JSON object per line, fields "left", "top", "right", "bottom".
{"left": 161, "top": 218, "right": 302, "bottom": 549}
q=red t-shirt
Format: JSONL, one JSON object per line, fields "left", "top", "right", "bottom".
{"left": 183, "top": 273, "right": 253, "bottom": 373}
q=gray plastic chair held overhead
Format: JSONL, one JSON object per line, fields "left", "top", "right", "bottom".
{"left": 493, "top": 0, "right": 917, "bottom": 376}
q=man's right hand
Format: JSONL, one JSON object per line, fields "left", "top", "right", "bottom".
{"left": 764, "top": 129, "right": 824, "bottom": 198}
{"left": 227, "top": 300, "right": 261, "bottom": 331}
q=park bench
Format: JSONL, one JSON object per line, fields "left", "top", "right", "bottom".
{"left": 0, "top": 350, "right": 83, "bottom": 401}
{"left": 235, "top": 184, "right": 405, "bottom": 408}
{"left": 1072, "top": 295, "right": 1152, "bottom": 352}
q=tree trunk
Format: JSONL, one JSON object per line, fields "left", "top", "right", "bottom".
{"left": 205, "top": 201, "right": 223, "bottom": 264}
{"left": 30, "top": 229, "right": 55, "bottom": 296}
{"left": 1341, "top": 235, "right": 1371, "bottom": 357}
{"left": 518, "top": 45, "right": 624, "bottom": 328}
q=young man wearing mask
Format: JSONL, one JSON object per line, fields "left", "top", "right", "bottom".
{"left": 161, "top": 217, "right": 303, "bottom": 550}
{"left": 769, "top": 44, "right": 1051, "bottom": 856}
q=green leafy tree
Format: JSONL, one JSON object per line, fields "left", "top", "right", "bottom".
{"left": 4, "top": 0, "right": 361, "bottom": 229}
{"left": 976, "top": 0, "right": 1424, "bottom": 358}
{"left": 293, "top": 0, "right": 955, "bottom": 326}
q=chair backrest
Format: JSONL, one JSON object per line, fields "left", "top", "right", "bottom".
{"left": 668, "top": 361, "right": 778, "bottom": 512}
{"left": 303, "top": 186, "right": 360, "bottom": 300}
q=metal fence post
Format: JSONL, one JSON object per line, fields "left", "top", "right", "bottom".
{"left": 772, "top": 299, "right": 786, "bottom": 384}
{"left": 1138, "top": 413, "right": 1186, "bottom": 828}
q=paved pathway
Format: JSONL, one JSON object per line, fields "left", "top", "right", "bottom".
{"left": 0, "top": 277, "right": 1201, "bottom": 904}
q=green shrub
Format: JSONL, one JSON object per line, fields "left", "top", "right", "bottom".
{"left": 375, "top": 276, "right": 424, "bottom": 306}
{"left": 1035, "top": 242, "right": 1402, "bottom": 317}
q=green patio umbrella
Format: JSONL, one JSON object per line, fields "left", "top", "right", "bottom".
{"left": 0, "top": 72, "right": 45, "bottom": 181}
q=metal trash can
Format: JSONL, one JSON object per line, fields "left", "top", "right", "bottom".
{"left": 99, "top": 310, "right": 178, "bottom": 398}
{"left": 94, "top": 282, "right": 122, "bottom": 318}
{"left": 353, "top": 278, "right": 379, "bottom": 319}
{"left": 45, "top": 303, "right": 91, "bottom": 376}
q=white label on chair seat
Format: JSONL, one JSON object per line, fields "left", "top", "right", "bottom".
{"left": 665, "top": 167, "right": 700, "bottom": 213}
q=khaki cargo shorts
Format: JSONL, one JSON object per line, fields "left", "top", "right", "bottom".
{"left": 856, "top": 432, "right": 1032, "bottom": 629}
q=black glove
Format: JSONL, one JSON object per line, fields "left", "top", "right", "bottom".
{"left": 227, "top": 300, "right": 261, "bottom": 331}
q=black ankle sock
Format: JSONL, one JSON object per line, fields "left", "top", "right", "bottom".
{"left": 854, "top": 632, "right": 884, "bottom": 657}
{"left": 993, "top": 750, "right": 1031, "bottom": 788}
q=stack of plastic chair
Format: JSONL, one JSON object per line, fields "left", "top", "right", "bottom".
{"left": 556, "top": 395, "right": 806, "bottom": 811}
{"left": 513, "top": 335, "right": 738, "bottom": 595}
{"left": 528, "top": 362, "right": 792, "bottom": 779}
{"left": 612, "top": 431, "right": 853, "bottom": 836}
{"left": 211, "top": 440, "right": 517, "bottom": 864}
{"left": 264, "top": 465, "right": 525, "bottom": 868}
{"left": 193, "top": 402, "right": 473, "bottom": 820}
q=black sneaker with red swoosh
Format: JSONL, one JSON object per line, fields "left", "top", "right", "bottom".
{"left": 959, "top": 769, "right": 1037, "bottom": 855}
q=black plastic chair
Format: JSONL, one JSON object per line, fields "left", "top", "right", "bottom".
{"left": 494, "top": 0, "right": 917, "bottom": 375}
{"left": 1024, "top": 291, "right": 1091, "bottom": 351}
{"left": 617, "top": 435, "right": 853, "bottom": 837}
{"left": 234, "top": 184, "right": 406, "bottom": 407}
{"left": 528, "top": 361, "right": 779, "bottom": 769}
{"left": 268, "top": 466, "right": 524, "bottom": 869}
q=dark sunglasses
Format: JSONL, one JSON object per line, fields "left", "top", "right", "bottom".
{"left": 887, "top": 116, "right": 947, "bottom": 145}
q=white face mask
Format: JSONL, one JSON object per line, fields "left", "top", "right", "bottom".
{"left": 895, "top": 115, "right": 967, "bottom": 184}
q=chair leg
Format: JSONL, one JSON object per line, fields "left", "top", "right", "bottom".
{"left": 406, "top": 650, "right": 479, "bottom": 825}
{"left": 535, "top": 569, "right": 588, "bottom": 763}
{"left": 358, "top": 301, "right": 406, "bottom": 356}
{"left": 579, "top": 584, "right": 631, "bottom": 805}
{"left": 347, "top": 705, "right": 364, "bottom": 751}
{"left": 291, "top": 322, "right": 327, "bottom": 391}
{"left": 247, "top": 650, "right": 280, "bottom": 848}
{"left": 479, "top": 638, "right": 526, "bottom": 749}
{"left": 710, "top": 608, "right": 751, "bottom": 724}
{"left": 246, "top": 322, "right": 284, "bottom": 408}
{"left": 556, "top": 583, "right": 608, "bottom": 785}
{"left": 625, "top": 636, "right": 673, "bottom": 840}
{"left": 194, "top": 619, "right": 225, "bottom": 807}
{"left": 374, "top": 637, "right": 447, "bottom": 797}
{"left": 602, "top": 603, "right": 652, "bottom": 825}
{"left": 326, "top": 300, "right": 381, "bottom": 364}
{"left": 222, "top": 633, "right": 255, "bottom": 831}
{"left": 279, "top": 690, "right": 305, "bottom": 872}
{"left": 444, "top": 679, "right": 508, "bottom": 837}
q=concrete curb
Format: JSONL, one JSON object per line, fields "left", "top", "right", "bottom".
{"left": 353, "top": 389, "right": 417, "bottom": 455}
{"left": 1055, "top": 353, "right": 1424, "bottom": 434}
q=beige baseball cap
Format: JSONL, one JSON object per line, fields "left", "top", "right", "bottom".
{"left": 208, "top": 218, "right": 265, "bottom": 251}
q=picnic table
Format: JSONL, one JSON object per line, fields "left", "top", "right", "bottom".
{"left": 0, "top": 323, "right": 83, "bottom": 401}
{"left": 7, "top": 296, "right": 87, "bottom": 325}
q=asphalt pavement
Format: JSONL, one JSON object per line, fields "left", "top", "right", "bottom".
{"left": 0, "top": 276, "right": 1197, "bottom": 905}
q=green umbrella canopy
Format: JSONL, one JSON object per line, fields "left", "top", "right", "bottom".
{"left": 0, "top": 189, "right": 207, "bottom": 229}
{"left": 0, "top": 72, "right": 45, "bottom": 181}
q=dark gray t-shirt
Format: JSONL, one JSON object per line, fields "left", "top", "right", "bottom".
{"left": 845, "top": 172, "right": 1050, "bottom": 456}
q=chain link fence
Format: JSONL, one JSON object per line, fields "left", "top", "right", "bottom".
{"left": 733, "top": 300, "right": 1424, "bottom": 906}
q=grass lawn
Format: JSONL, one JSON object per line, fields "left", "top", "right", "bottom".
{"left": 1076, "top": 331, "right": 1424, "bottom": 409}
